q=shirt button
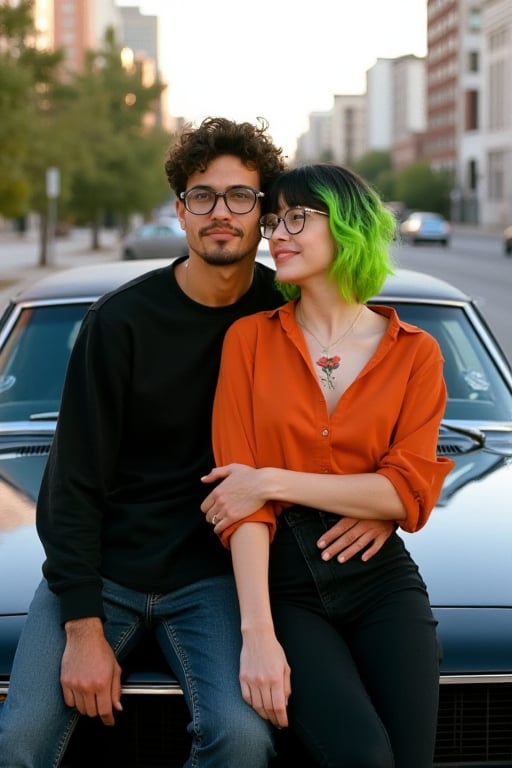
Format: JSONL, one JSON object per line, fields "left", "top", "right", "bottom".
{"left": 321, "top": 429, "right": 329, "bottom": 437}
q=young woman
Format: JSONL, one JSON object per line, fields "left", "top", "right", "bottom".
{"left": 201, "top": 164, "right": 454, "bottom": 767}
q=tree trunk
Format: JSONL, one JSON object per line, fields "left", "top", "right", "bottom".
{"left": 38, "top": 215, "right": 48, "bottom": 267}
{"left": 90, "top": 210, "right": 103, "bottom": 250}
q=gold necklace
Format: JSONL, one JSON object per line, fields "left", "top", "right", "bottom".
{"left": 296, "top": 303, "right": 364, "bottom": 390}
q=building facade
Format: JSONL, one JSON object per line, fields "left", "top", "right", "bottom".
{"left": 331, "top": 94, "right": 367, "bottom": 165}
{"left": 480, "top": 0, "right": 512, "bottom": 226}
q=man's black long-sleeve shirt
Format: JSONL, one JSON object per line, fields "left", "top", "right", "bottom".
{"left": 36, "top": 258, "right": 282, "bottom": 624}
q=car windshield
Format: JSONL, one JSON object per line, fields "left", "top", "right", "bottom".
{"left": 0, "top": 303, "right": 89, "bottom": 422}
{"left": 389, "top": 303, "right": 512, "bottom": 422}
{"left": 0, "top": 298, "right": 510, "bottom": 425}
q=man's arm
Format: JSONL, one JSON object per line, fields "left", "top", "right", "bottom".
{"left": 201, "top": 464, "right": 395, "bottom": 561}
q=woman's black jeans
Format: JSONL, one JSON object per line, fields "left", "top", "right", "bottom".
{"left": 269, "top": 506, "right": 441, "bottom": 768}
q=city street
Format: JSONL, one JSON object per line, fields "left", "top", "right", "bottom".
{"left": 0, "top": 224, "right": 510, "bottom": 364}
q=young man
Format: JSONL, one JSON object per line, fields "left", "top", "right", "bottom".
{"left": 0, "top": 117, "right": 393, "bottom": 767}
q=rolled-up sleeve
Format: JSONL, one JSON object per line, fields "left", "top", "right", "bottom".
{"left": 211, "top": 303, "right": 454, "bottom": 545}
{"left": 212, "top": 321, "right": 278, "bottom": 548}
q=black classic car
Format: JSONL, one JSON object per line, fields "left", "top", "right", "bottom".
{"left": 0, "top": 259, "right": 511, "bottom": 767}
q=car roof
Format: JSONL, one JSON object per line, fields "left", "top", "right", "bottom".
{"left": 9, "top": 258, "right": 469, "bottom": 305}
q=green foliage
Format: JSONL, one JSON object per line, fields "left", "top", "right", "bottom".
{"left": 0, "top": 0, "right": 66, "bottom": 218}
{"left": 65, "top": 29, "right": 169, "bottom": 229}
{"left": 353, "top": 150, "right": 391, "bottom": 181}
{"left": 394, "top": 163, "right": 452, "bottom": 217}
{"left": 0, "top": 5, "right": 172, "bottom": 236}
{"left": 351, "top": 151, "right": 397, "bottom": 201}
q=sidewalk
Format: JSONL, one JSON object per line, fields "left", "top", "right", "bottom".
{"left": 0, "top": 227, "right": 120, "bottom": 304}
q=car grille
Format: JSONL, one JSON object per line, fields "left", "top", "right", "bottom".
{"left": 435, "top": 682, "right": 512, "bottom": 766}
{"left": 61, "top": 683, "right": 512, "bottom": 767}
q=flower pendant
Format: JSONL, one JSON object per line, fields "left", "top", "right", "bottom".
{"left": 316, "top": 355, "right": 341, "bottom": 390}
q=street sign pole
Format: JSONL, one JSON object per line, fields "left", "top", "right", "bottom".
{"left": 46, "top": 167, "right": 60, "bottom": 264}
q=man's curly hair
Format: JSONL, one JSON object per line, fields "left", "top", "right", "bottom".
{"left": 164, "top": 117, "right": 286, "bottom": 198}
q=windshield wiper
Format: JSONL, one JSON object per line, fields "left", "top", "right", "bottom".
{"left": 440, "top": 421, "right": 486, "bottom": 448}
{"left": 441, "top": 420, "right": 512, "bottom": 457}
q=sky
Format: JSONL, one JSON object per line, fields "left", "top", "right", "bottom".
{"left": 117, "top": 0, "right": 427, "bottom": 158}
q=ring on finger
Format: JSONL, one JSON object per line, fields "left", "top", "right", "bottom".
{"left": 212, "top": 513, "right": 218, "bottom": 525}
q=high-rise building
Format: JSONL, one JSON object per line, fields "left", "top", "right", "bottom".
{"left": 424, "top": 0, "right": 459, "bottom": 174}
{"left": 51, "top": 0, "right": 122, "bottom": 72}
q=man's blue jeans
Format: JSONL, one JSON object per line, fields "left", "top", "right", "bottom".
{"left": 0, "top": 575, "right": 275, "bottom": 768}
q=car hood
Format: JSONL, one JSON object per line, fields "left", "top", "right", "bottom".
{"left": 0, "top": 427, "right": 511, "bottom": 618}
{"left": 400, "top": 431, "right": 512, "bottom": 607}
{"left": 0, "top": 434, "right": 49, "bottom": 614}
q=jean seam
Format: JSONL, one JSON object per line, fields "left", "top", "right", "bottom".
{"left": 160, "top": 621, "right": 201, "bottom": 768}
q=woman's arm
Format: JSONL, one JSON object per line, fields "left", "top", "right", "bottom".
{"left": 229, "top": 522, "right": 291, "bottom": 728}
{"left": 203, "top": 464, "right": 405, "bottom": 526}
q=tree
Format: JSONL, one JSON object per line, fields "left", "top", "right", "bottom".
{"left": 0, "top": 0, "right": 62, "bottom": 219}
{"left": 352, "top": 151, "right": 397, "bottom": 199}
{"left": 394, "top": 163, "right": 451, "bottom": 217}
{"left": 65, "top": 28, "right": 168, "bottom": 248}
{"left": 0, "top": 0, "right": 70, "bottom": 263}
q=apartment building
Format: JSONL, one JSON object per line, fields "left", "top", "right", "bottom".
{"left": 392, "top": 55, "right": 427, "bottom": 171}
{"left": 331, "top": 94, "right": 367, "bottom": 165}
{"left": 424, "top": 0, "right": 459, "bottom": 174}
{"left": 51, "top": 0, "right": 122, "bottom": 71}
{"left": 480, "top": 0, "right": 512, "bottom": 226}
{"left": 455, "top": 0, "right": 483, "bottom": 223}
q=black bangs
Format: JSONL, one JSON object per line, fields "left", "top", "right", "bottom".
{"left": 264, "top": 166, "right": 325, "bottom": 213}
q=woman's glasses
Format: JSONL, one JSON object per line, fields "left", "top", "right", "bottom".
{"left": 259, "top": 207, "right": 328, "bottom": 239}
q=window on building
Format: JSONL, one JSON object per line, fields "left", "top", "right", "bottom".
{"left": 468, "top": 51, "right": 479, "bottom": 72}
{"left": 467, "top": 159, "right": 478, "bottom": 191}
{"left": 488, "top": 152, "right": 504, "bottom": 200}
{"left": 465, "top": 90, "right": 479, "bottom": 130}
{"left": 468, "top": 7, "right": 481, "bottom": 33}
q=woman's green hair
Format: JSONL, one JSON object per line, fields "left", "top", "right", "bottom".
{"left": 265, "top": 164, "right": 396, "bottom": 303}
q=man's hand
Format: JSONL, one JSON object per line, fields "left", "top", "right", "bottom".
{"left": 61, "top": 617, "right": 123, "bottom": 726}
{"left": 317, "top": 517, "right": 395, "bottom": 563}
{"left": 201, "top": 464, "right": 265, "bottom": 531}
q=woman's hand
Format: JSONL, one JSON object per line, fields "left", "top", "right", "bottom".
{"left": 317, "top": 517, "right": 395, "bottom": 562}
{"left": 201, "top": 464, "right": 267, "bottom": 532}
{"left": 239, "top": 627, "right": 291, "bottom": 729}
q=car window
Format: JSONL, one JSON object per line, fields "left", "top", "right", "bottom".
{"left": 387, "top": 303, "right": 512, "bottom": 422}
{"left": 138, "top": 225, "right": 158, "bottom": 238}
{"left": 0, "top": 303, "right": 89, "bottom": 422}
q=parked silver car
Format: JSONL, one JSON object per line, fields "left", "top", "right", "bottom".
{"left": 121, "top": 218, "right": 188, "bottom": 260}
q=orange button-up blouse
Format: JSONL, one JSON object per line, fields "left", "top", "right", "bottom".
{"left": 212, "top": 302, "right": 454, "bottom": 547}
